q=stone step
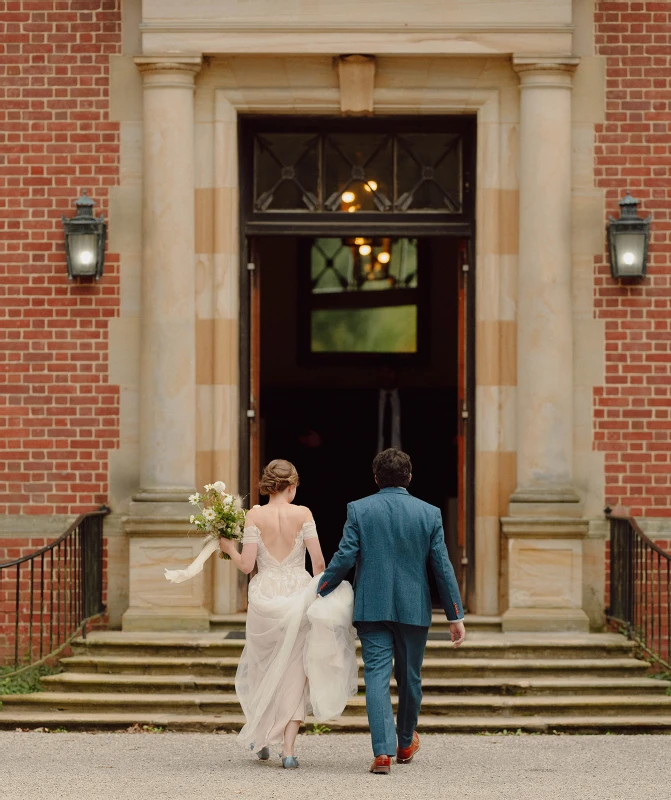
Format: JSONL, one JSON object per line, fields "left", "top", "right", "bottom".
{"left": 41, "top": 672, "right": 671, "bottom": 697}
{"left": 5, "top": 691, "right": 671, "bottom": 719}
{"left": 209, "top": 612, "right": 503, "bottom": 633}
{"left": 60, "top": 653, "right": 651, "bottom": 679}
{"left": 71, "top": 632, "right": 636, "bottom": 661}
{"left": 1, "top": 710, "right": 671, "bottom": 734}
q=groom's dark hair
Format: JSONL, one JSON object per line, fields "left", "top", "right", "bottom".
{"left": 373, "top": 448, "right": 412, "bottom": 489}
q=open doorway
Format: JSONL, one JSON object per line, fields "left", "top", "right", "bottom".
{"left": 251, "top": 235, "right": 467, "bottom": 600}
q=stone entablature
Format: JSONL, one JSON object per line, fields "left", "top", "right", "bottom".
{"left": 139, "top": 0, "right": 573, "bottom": 55}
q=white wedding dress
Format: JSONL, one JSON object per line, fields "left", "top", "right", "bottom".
{"left": 235, "top": 520, "right": 358, "bottom": 753}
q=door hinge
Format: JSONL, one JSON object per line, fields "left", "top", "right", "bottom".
{"left": 247, "top": 262, "right": 256, "bottom": 272}
{"left": 246, "top": 409, "right": 256, "bottom": 419}
{"left": 461, "top": 402, "right": 469, "bottom": 420}
{"left": 461, "top": 556, "right": 469, "bottom": 566}
{"left": 461, "top": 262, "right": 470, "bottom": 273}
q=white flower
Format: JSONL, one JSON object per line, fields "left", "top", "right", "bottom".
{"left": 222, "top": 494, "right": 233, "bottom": 506}
{"left": 188, "top": 493, "right": 201, "bottom": 505}
{"left": 212, "top": 480, "right": 226, "bottom": 493}
{"left": 203, "top": 508, "right": 216, "bottom": 521}
{"left": 204, "top": 484, "right": 214, "bottom": 492}
{"left": 189, "top": 515, "right": 196, "bottom": 524}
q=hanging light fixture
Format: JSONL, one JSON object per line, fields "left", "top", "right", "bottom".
{"left": 62, "top": 191, "right": 107, "bottom": 280}
{"left": 607, "top": 191, "right": 651, "bottom": 280}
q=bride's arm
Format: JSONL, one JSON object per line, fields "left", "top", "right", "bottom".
{"left": 305, "top": 537, "right": 325, "bottom": 576}
{"left": 220, "top": 537, "right": 257, "bottom": 574}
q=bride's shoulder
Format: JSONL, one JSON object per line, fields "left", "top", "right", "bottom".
{"left": 245, "top": 505, "right": 263, "bottom": 523}
{"left": 294, "top": 505, "right": 314, "bottom": 522}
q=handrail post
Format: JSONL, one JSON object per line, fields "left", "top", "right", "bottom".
{"left": 606, "top": 509, "right": 671, "bottom": 670}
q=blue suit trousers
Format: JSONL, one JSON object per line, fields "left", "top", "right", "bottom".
{"left": 356, "top": 621, "right": 429, "bottom": 757}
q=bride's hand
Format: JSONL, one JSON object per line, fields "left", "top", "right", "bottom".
{"left": 219, "top": 537, "right": 236, "bottom": 556}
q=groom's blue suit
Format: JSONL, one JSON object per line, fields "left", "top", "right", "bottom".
{"left": 317, "top": 486, "right": 464, "bottom": 756}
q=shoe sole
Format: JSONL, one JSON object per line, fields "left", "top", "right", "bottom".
{"left": 370, "top": 766, "right": 391, "bottom": 774}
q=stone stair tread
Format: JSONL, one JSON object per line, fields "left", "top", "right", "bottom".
{"left": 61, "top": 654, "right": 650, "bottom": 670}
{"left": 75, "top": 631, "right": 633, "bottom": 647}
{"left": 43, "top": 672, "right": 670, "bottom": 690}
{"left": 1, "top": 711, "right": 671, "bottom": 733}
{"left": 7, "top": 691, "right": 671, "bottom": 710}
{"left": 208, "top": 612, "right": 502, "bottom": 627}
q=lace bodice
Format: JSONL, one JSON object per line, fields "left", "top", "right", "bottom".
{"left": 243, "top": 521, "right": 318, "bottom": 598}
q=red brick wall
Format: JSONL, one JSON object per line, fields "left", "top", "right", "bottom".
{"left": 594, "top": 1, "right": 671, "bottom": 518}
{"left": 0, "top": 1, "right": 121, "bottom": 515}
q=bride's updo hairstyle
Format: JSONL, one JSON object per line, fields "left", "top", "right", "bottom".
{"left": 258, "top": 459, "right": 300, "bottom": 496}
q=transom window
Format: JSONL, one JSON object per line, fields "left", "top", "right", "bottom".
{"left": 244, "top": 117, "right": 475, "bottom": 225}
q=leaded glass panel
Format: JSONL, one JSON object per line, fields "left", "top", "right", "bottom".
{"left": 254, "top": 133, "right": 319, "bottom": 212}
{"left": 395, "top": 134, "right": 463, "bottom": 212}
{"left": 251, "top": 124, "right": 471, "bottom": 215}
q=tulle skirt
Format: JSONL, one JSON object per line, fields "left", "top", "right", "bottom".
{"left": 235, "top": 572, "right": 358, "bottom": 752}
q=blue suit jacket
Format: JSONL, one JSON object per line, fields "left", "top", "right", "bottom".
{"left": 317, "top": 487, "right": 464, "bottom": 627}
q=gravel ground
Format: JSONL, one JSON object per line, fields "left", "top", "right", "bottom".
{"left": 1, "top": 731, "right": 670, "bottom": 800}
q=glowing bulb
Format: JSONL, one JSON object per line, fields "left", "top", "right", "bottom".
{"left": 341, "top": 191, "right": 356, "bottom": 204}
{"left": 377, "top": 251, "right": 391, "bottom": 264}
{"left": 622, "top": 252, "right": 636, "bottom": 266}
{"left": 359, "top": 244, "right": 372, "bottom": 256}
{"left": 347, "top": 206, "right": 357, "bottom": 213}
{"left": 354, "top": 237, "right": 365, "bottom": 246}
{"left": 79, "top": 251, "right": 94, "bottom": 265}
{"left": 364, "top": 180, "right": 378, "bottom": 193}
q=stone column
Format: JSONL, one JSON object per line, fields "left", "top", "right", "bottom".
{"left": 502, "top": 57, "right": 590, "bottom": 633}
{"left": 122, "top": 57, "right": 210, "bottom": 632}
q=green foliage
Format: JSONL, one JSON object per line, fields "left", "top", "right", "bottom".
{"left": 0, "top": 663, "right": 62, "bottom": 698}
{"left": 305, "top": 723, "right": 330, "bottom": 735}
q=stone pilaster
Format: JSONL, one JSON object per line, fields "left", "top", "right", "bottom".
{"left": 503, "top": 57, "right": 590, "bottom": 632}
{"left": 122, "top": 57, "right": 208, "bottom": 632}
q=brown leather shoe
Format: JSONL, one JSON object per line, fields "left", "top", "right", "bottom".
{"left": 369, "top": 755, "right": 391, "bottom": 774}
{"left": 396, "top": 731, "right": 420, "bottom": 764}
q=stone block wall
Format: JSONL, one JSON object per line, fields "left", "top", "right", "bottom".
{"left": 594, "top": 1, "right": 671, "bottom": 519}
{"left": 0, "top": 1, "right": 122, "bottom": 516}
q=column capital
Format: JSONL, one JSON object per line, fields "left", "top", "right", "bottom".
{"left": 135, "top": 55, "right": 202, "bottom": 85}
{"left": 512, "top": 55, "right": 580, "bottom": 88}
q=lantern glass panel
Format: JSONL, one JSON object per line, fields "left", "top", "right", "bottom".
{"left": 69, "top": 233, "right": 98, "bottom": 276}
{"left": 613, "top": 231, "right": 646, "bottom": 277}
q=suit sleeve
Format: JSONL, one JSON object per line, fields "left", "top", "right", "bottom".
{"left": 317, "top": 503, "right": 361, "bottom": 597}
{"left": 429, "top": 509, "right": 464, "bottom": 622}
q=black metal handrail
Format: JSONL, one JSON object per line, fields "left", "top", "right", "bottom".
{"left": 607, "top": 509, "right": 671, "bottom": 669}
{"left": 0, "top": 506, "right": 109, "bottom": 671}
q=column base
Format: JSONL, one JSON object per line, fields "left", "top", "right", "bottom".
{"left": 122, "top": 606, "right": 210, "bottom": 633}
{"left": 502, "top": 607, "right": 590, "bottom": 633}
{"left": 509, "top": 486, "right": 583, "bottom": 518}
{"left": 122, "top": 495, "right": 213, "bottom": 633}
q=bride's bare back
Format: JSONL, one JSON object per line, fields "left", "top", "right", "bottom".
{"left": 246, "top": 503, "right": 313, "bottom": 563}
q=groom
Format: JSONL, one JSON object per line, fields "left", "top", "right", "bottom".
{"left": 318, "top": 448, "right": 465, "bottom": 774}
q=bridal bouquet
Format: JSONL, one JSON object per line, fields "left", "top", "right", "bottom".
{"left": 188, "top": 482, "right": 246, "bottom": 560}
{"left": 164, "top": 480, "right": 246, "bottom": 584}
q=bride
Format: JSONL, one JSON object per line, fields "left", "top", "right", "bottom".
{"left": 219, "top": 459, "right": 356, "bottom": 769}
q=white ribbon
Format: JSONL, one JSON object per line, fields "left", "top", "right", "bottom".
{"left": 164, "top": 537, "right": 220, "bottom": 584}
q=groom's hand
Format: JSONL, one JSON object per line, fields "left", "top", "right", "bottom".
{"left": 450, "top": 620, "right": 466, "bottom": 648}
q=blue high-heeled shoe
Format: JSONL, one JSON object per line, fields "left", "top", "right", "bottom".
{"left": 281, "top": 755, "right": 299, "bottom": 769}
{"left": 257, "top": 746, "right": 270, "bottom": 761}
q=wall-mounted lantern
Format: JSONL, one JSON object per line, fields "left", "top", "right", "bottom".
{"left": 62, "top": 191, "right": 107, "bottom": 280}
{"left": 608, "top": 191, "right": 651, "bottom": 280}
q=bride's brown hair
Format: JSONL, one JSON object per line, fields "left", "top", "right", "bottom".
{"left": 258, "top": 459, "right": 300, "bottom": 496}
